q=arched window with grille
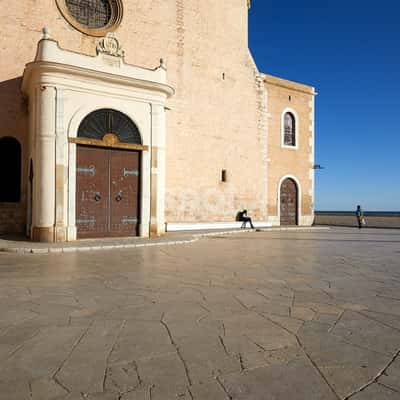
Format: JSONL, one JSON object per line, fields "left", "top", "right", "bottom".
{"left": 0, "top": 137, "right": 21, "bottom": 202}
{"left": 284, "top": 112, "right": 296, "bottom": 146}
{"left": 78, "top": 109, "right": 142, "bottom": 145}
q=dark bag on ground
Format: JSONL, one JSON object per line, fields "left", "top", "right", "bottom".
{"left": 361, "top": 217, "right": 366, "bottom": 226}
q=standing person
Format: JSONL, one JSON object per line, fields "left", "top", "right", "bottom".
{"left": 237, "top": 209, "right": 255, "bottom": 229}
{"left": 356, "top": 205, "right": 365, "bottom": 229}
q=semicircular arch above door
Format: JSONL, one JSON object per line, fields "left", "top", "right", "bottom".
{"left": 78, "top": 108, "right": 142, "bottom": 145}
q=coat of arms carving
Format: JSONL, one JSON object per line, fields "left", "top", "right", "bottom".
{"left": 96, "top": 33, "right": 125, "bottom": 58}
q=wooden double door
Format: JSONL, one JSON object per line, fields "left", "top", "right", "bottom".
{"left": 76, "top": 146, "right": 140, "bottom": 238}
{"left": 280, "top": 178, "right": 298, "bottom": 226}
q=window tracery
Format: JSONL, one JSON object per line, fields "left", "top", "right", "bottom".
{"left": 284, "top": 112, "right": 296, "bottom": 146}
{"left": 56, "top": 0, "right": 123, "bottom": 36}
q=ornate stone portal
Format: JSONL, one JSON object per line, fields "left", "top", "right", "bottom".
{"left": 22, "top": 29, "right": 174, "bottom": 242}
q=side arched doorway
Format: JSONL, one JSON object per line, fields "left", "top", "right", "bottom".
{"left": 76, "top": 109, "right": 142, "bottom": 239}
{"left": 280, "top": 178, "right": 298, "bottom": 226}
{"left": 0, "top": 137, "right": 21, "bottom": 203}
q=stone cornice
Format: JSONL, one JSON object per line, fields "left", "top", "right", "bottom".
{"left": 22, "top": 33, "right": 174, "bottom": 99}
{"left": 262, "top": 73, "right": 317, "bottom": 96}
{"left": 22, "top": 61, "right": 175, "bottom": 98}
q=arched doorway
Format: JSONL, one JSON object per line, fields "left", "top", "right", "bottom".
{"left": 75, "top": 109, "right": 141, "bottom": 238}
{"left": 0, "top": 137, "right": 21, "bottom": 203}
{"left": 280, "top": 178, "right": 298, "bottom": 226}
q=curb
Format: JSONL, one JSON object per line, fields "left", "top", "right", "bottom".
{"left": 0, "top": 238, "right": 197, "bottom": 254}
{"left": 0, "top": 226, "right": 330, "bottom": 255}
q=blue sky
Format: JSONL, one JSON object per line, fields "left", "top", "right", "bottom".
{"left": 248, "top": 1, "right": 400, "bottom": 211}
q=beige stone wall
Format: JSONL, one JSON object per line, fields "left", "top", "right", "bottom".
{"left": 0, "top": 0, "right": 270, "bottom": 233}
{"left": 161, "top": 1, "right": 268, "bottom": 222}
{"left": 264, "top": 74, "right": 315, "bottom": 225}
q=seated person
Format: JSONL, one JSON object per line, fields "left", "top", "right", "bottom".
{"left": 236, "top": 209, "right": 255, "bottom": 229}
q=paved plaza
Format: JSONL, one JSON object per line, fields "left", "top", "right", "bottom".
{"left": 0, "top": 228, "right": 400, "bottom": 400}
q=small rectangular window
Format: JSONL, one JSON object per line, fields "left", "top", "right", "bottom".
{"left": 221, "top": 169, "right": 227, "bottom": 182}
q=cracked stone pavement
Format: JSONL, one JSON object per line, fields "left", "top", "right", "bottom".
{"left": 1, "top": 227, "right": 400, "bottom": 399}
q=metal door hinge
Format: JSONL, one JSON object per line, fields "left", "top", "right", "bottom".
{"left": 121, "top": 217, "right": 138, "bottom": 224}
{"left": 77, "top": 165, "right": 96, "bottom": 176}
{"left": 76, "top": 216, "right": 96, "bottom": 224}
{"left": 123, "top": 168, "right": 139, "bottom": 177}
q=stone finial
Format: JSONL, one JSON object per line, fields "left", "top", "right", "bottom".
{"left": 96, "top": 32, "right": 125, "bottom": 57}
{"left": 42, "top": 27, "right": 51, "bottom": 40}
{"left": 159, "top": 58, "right": 167, "bottom": 70}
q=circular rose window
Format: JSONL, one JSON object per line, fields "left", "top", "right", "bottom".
{"left": 56, "top": 0, "right": 123, "bottom": 36}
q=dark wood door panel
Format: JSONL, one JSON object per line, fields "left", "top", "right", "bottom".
{"left": 280, "top": 178, "right": 298, "bottom": 226}
{"left": 110, "top": 150, "right": 140, "bottom": 237}
{"left": 76, "top": 146, "right": 109, "bottom": 238}
{"left": 76, "top": 145, "right": 140, "bottom": 239}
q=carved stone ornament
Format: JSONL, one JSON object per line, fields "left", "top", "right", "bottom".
{"left": 96, "top": 33, "right": 125, "bottom": 57}
{"left": 42, "top": 27, "right": 51, "bottom": 40}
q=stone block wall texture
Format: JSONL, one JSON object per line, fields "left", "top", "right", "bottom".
{"left": 0, "top": 0, "right": 271, "bottom": 233}
{"left": 263, "top": 74, "right": 315, "bottom": 223}
{"left": 315, "top": 213, "right": 400, "bottom": 229}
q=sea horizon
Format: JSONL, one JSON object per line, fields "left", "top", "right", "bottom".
{"left": 316, "top": 210, "right": 400, "bottom": 215}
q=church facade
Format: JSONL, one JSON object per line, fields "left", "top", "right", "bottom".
{"left": 0, "top": 0, "right": 316, "bottom": 242}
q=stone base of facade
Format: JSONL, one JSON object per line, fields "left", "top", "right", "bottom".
{"left": 299, "top": 215, "right": 315, "bottom": 226}
{"left": 166, "top": 221, "right": 273, "bottom": 231}
{"left": 54, "top": 226, "right": 68, "bottom": 242}
{"left": 32, "top": 226, "right": 55, "bottom": 243}
{"left": 150, "top": 223, "right": 165, "bottom": 237}
{"left": 0, "top": 203, "right": 26, "bottom": 235}
{"left": 267, "top": 216, "right": 280, "bottom": 227}
{"left": 32, "top": 226, "right": 70, "bottom": 242}
{"left": 267, "top": 215, "right": 314, "bottom": 227}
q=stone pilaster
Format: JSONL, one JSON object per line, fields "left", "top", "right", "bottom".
{"left": 32, "top": 85, "right": 56, "bottom": 242}
{"left": 54, "top": 88, "right": 68, "bottom": 242}
{"left": 150, "top": 103, "right": 166, "bottom": 236}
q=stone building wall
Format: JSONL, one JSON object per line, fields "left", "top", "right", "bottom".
{"left": 0, "top": 0, "right": 269, "bottom": 234}
{"left": 263, "top": 74, "right": 315, "bottom": 226}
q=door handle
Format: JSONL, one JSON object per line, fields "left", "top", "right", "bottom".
{"left": 116, "top": 192, "right": 123, "bottom": 202}
{"left": 94, "top": 192, "right": 101, "bottom": 202}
